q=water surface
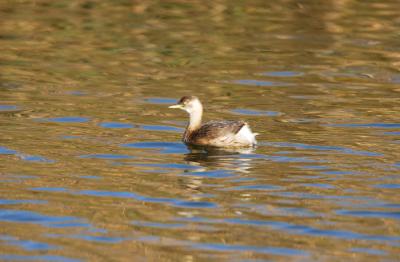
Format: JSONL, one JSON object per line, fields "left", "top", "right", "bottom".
{"left": 1, "top": 1, "right": 399, "bottom": 261}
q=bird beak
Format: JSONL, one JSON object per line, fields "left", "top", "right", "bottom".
{"left": 168, "top": 104, "right": 183, "bottom": 109}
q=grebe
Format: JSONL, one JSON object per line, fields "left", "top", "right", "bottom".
{"left": 169, "top": 96, "right": 257, "bottom": 147}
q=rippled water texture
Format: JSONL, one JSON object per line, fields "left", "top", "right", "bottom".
{"left": 1, "top": 1, "right": 399, "bottom": 261}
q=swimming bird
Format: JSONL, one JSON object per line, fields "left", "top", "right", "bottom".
{"left": 169, "top": 96, "right": 257, "bottom": 147}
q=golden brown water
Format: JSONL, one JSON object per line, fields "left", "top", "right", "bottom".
{"left": 1, "top": 1, "right": 400, "bottom": 261}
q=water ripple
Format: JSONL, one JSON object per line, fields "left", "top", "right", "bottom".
{"left": 76, "top": 189, "right": 217, "bottom": 208}
{"left": 232, "top": 79, "right": 290, "bottom": 87}
{"left": 261, "top": 71, "right": 304, "bottom": 77}
{"left": 79, "top": 154, "right": 134, "bottom": 159}
{"left": 181, "top": 217, "right": 400, "bottom": 243}
{"left": 350, "top": 247, "right": 387, "bottom": 256}
{"left": 224, "top": 184, "right": 282, "bottom": 191}
{"left": 298, "top": 165, "right": 330, "bottom": 170}
{"left": 336, "top": 210, "right": 400, "bottom": 220}
{"left": 132, "top": 221, "right": 185, "bottom": 229}
{"left": 190, "top": 242, "right": 308, "bottom": 256}
{"left": 329, "top": 123, "right": 400, "bottom": 129}
{"left": 31, "top": 187, "right": 217, "bottom": 209}
{"left": 0, "top": 255, "right": 81, "bottom": 262}
{"left": 136, "top": 235, "right": 307, "bottom": 257}
{"left": 264, "top": 142, "right": 382, "bottom": 157}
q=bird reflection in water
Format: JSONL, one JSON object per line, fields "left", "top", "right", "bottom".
{"left": 178, "top": 144, "right": 257, "bottom": 193}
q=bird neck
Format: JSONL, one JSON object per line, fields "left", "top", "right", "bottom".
{"left": 187, "top": 108, "right": 202, "bottom": 131}
{"left": 183, "top": 110, "right": 202, "bottom": 143}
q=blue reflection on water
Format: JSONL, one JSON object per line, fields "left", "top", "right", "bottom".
{"left": 300, "top": 183, "right": 335, "bottom": 189}
{"left": 31, "top": 187, "right": 68, "bottom": 192}
{"left": 66, "top": 90, "right": 87, "bottom": 96}
{"left": 61, "top": 135, "right": 81, "bottom": 140}
{"left": 233, "top": 79, "right": 290, "bottom": 87}
{"left": 383, "top": 131, "right": 400, "bottom": 136}
{"left": 135, "top": 162, "right": 200, "bottom": 170}
{"left": 42, "top": 117, "right": 90, "bottom": 123}
{"left": 330, "top": 123, "right": 400, "bottom": 129}
{"left": 231, "top": 109, "right": 281, "bottom": 116}
{"left": 266, "top": 155, "right": 319, "bottom": 163}
{"left": 0, "top": 234, "right": 56, "bottom": 251}
{"left": 80, "top": 175, "right": 101, "bottom": 180}
{"left": 0, "top": 199, "right": 47, "bottom": 205}
{"left": 122, "top": 141, "right": 190, "bottom": 154}
{"left": 184, "top": 169, "right": 235, "bottom": 178}
{"left": 70, "top": 235, "right": 127, "bottom": 243}
{"left": 320, "top": 170, "right": 357, "bottom": 176}
{"left": 350, "top": 247, "right": 387, "bottom": 256}
{"left": 0, "top": 105, "right": 18, "bottom": 111}
{"left": 0, "top": 209, "right": 90, "bottom": 228}
{"left": 0, "top": 255, "right": 81, "bottom": 262}
{"left": 99, "top": 122, "right": 133, "bottom": 128}
{"left": 0, "top": 145, "right": 54, "bottom": 163}
{"left": 375, "top": 184, "right": 400, "bottom": 189}
{"left": 19, "top": 154, "right": 55, "bottom": 163}
{"left": 174, "top": 201, "right": 216, "bottom": 208}
{"left": 139, "top": 125, "right": 183, "bottom": 132}
{"left": 144, "top": 97, "right": 177, "bottom": 104}
{"left": 0, "top": 146, "right": 17, "bottom": 154}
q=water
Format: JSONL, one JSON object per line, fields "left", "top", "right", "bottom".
{"left": 1, "top": 1, "right": 399, "bottom": 261}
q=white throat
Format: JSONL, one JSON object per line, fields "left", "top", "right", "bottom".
{"left": 185, "top": 100, "right": 203, "bottom": 130}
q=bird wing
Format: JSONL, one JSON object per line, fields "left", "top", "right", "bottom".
{"left": 192, "top": 120, "right": 246, "bottom": 142}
